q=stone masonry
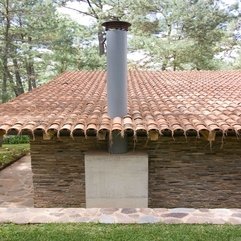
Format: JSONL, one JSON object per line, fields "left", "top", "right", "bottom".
{"left": 146, "top": 136, "right": 241, "bottom": 208}
{"left": 30, "top": 135, "right": 241, "bottom": 208}
{"left": 30, "top": 137, "right": 107, "bottom": 207}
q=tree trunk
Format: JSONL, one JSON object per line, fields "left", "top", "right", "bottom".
{"left": 59, "top": 60, "right": 67, "bottom": 73}
{"left": 2, "top": 67, "right": 8, "bottom": 103}
{"left": 13, "top": 58, "right": 24, "bottom": 95}
{"left": 31, "top": 64, "right": 37, "bottom": 89}
{"left": 98, "top": 29, "right": 105, "bottom": 56}
{"left": 27, "top": 61, "right": 36, "bottom": 89}
{"left": 7, "top": 69, "right": 20, "bottom": 97}
{"left": 26, "top": 61, "right": 32, "bottom": 91}
{"left": 26, "top": 58, "right": 37, "bottom": 91}
{"left": 173, "top": 52, "right": 177, "bottom": 71}
{"left": 2, "top": 0, "right": 10, "bottom": 103}
{"left": 26, "top": 37, "right": 37, "bottom": 91}
{"left": 161, "top": 59, "right": 167, "bottom": 71}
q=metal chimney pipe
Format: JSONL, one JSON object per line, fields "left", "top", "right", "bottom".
{"left": 102, "top": 20, "right": 131, "bottom": 154}
{"left": 102, "top": 20, "right": 131, "bottom": 118}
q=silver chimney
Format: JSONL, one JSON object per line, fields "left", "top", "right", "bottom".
{"left": 102, "top": 20, "right": 131, "bottom": 117}
{"left": 102, "top": 20, "right": 131, "bottom": 154}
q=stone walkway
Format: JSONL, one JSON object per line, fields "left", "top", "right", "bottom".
{"left": 1, "top": 208, "right": 241, "bottom": 224}
{"left": 0, "top": 155, "right": 33, "bottom": 207}
{"left": 1, "top": 155, "right": 241, "bottom": 224}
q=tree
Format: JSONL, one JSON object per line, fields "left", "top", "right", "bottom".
{"left": 0, "top": 0, "right": 59, "bottom": 102}
{"left": 0, "top": 0, "right": 102, "bottom": 102}
{"left": 58, "top": 0, "right": 240, "bottom": 70}
{"left": 128, "top": 0, "right": 240, "bottom": 70}
{"left": 59, "top": 0, "right": 133, "bottom": 56}
{"left": 0, "top": 0, "right": 12, "bottom": 102}
{"left": 46, "top": 17, "right": 105, "bottom": 75}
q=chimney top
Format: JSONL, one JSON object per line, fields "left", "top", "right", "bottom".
{"left": 102, "top": 20, "right": 131, "bottom": 31}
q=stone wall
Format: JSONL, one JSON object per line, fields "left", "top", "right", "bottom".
{"left": 30, "top": 137, "right": 107, "bottom": 207}
{"left": 31, "top": 135, "right": 241, "bottom": 208}
{"left": 145, "top": 136, "right": 241, "bottom": 208}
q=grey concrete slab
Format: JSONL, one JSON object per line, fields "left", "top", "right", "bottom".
{"left": 85, "top": 153, "right": 148, "bottom": 208}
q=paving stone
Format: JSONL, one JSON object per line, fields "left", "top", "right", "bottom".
{"left": 0, "top": 208, "right": 240, "bottom": 224}
{"left": 154, "top": 208, "right": 168, "bottom": 212}
{"left": 163, "top": 218, "right": 185, "bottom": 224}
{"left": 31, "top": 215, "right": 59, "bottom": 223}
{"left": 115, "top": 213, "right": 136, "bottom": 223}
{"left": 129, "top": 213, "right": 141, "bottom": 219}
{"left": 211, "top": 209, "right": 233, "bottom": 215}
{"left": 121, "top": 208, "right": 137, "bottom": 214}
{"left": 89, "top": 217, "right": 101, "bottom": 223}
{"left": 1, "top": 208, "right": 23, "bottom": 213}
{"left": 99, "top": 214, "right": 116, "bottom": 224}
{"left": 199, "top": 208, "right": 210, "bottom": 212}
{"left": 138, "top": 215, "right": 160, "bottom": 224}
{"left": 49, "top": 212, "right": 66, "bottom": 217}
{"left": 101, "top": 208, "right": 119, "bottom": 215}
{"left": 9, "top": 215, "right": 32, "bottom": 224}
{"left": 162, "top": 213, "right": 188, "bottom": 218}
{"left": 85, "top": 208, "right": 101, "bottom": 216}
{"left": 71, "top": 217, "right": 90, "bottom": 222}
{"left": 232, "top": 213, "right": 241, "bottom": 218}
{"left": 227, "top": 218, "right": 241, "bottom": 225}
{"left": 60, "top": 216, "right": 90, "bottom": 223}
{"left": 192, "top": 211, "right": 212, "bottom": 217}
{"left": 139, "top": 208, "right": 155, "bottom": 215}
{"left": 185, "top": 216, "right": 226, "bottom": 224}
{"left": 0, "top": 155, "right": 33, "bottom": 208}
{"left": 170, "top": 208, "right": 196, "bottom": 213}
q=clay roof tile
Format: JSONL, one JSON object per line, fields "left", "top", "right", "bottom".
{"left": 0, "top": 70, "right": 240, "bottom": 137}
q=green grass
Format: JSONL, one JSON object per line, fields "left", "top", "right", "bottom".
{"left": 0, "top": 144, "right": 30, "bottom": 168}
{"left": 0, "top": 224, "right": 241, "bottom": 241}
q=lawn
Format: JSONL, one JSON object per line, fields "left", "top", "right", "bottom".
{"left": 0, "top": 144, "right": 30, "bottom": 169}
{"left": 0, "top": 224, "right": 241, "bottom": 241}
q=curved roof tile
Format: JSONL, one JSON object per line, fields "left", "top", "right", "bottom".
{"left": 0, "top": 70, "right": 240, "bottom": 137}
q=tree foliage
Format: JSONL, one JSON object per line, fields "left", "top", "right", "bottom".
{"left": 0, "top": 0, "right": 57, "bottom": 102}
{"left": 59, "top": 0, "right": 240, "bottom": 70}
{"left": 0, "top": 0, "right": 104, "bottom": 103}
{"left": 127, "top": 0, "right": 240, "bottom": 70}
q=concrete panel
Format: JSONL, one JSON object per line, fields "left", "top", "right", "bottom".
{"left": 85, "top": 153, "right": 148, "bottom": 208}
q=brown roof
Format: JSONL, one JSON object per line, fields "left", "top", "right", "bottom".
{"left": 0, "top": 70, "right": 241, "bottom": 137}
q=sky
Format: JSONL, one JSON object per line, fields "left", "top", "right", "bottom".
{"left": 57, "top": 2, "right": 93, "bottom": 26}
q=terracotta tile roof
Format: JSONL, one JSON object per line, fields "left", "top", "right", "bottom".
{"left": 0, "top": 70, "right": 241, "bottom": 138}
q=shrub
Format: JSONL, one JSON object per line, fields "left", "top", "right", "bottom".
{"left": 0, "top": 144, "right": 30, "bottom": 168}
{"left": 3, "top": 135, "right": 30, "bottom": 144}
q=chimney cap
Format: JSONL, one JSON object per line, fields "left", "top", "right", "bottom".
{"left": 102, "top": 20, "right": 131, "bottom": 31}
